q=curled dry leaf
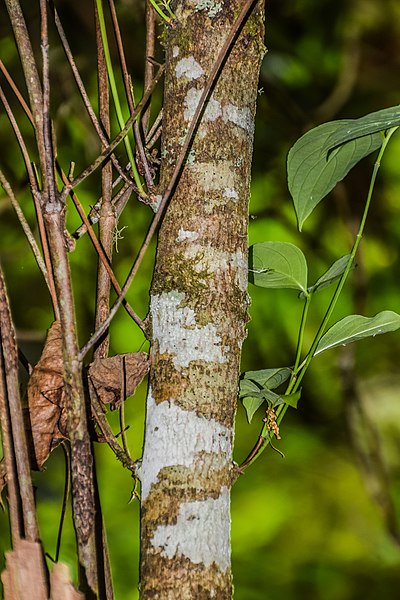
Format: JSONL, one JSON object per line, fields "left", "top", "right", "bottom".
{"left": 27, "top": 321, "right": 67, "bottom": 470}
{"left": 88, "top": 352, "right": 149, "bottom": 410}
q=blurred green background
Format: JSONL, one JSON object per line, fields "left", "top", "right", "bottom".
{"left": 1, "top": 0, "right": 400, "bottom": 598}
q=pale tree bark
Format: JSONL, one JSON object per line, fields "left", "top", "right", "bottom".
{"left": 140, "top": 2, "right": 265, "bottom": 597}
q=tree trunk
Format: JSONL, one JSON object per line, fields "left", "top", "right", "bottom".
{"left": 139, "top": 2, "right": 265, "bottom": 598}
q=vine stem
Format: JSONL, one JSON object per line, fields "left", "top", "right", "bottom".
{"left": 240, "top": 126, "right": 398, "bottom": 470}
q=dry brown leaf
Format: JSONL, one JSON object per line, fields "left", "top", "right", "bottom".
{"left": 50, "top": 562, "right": 84, "bottom": 600}
{"left": 27, "top": 321, "right": 67, "bottom": 470}
{"left": 88, "top": 352, "right": 149, "bottom": 410}
{"left": 1, "top": 539, "right": 47, "bottom": 600}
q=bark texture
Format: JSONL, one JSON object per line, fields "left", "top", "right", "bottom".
{"left": 140, "top": 2, "right": 265, "bottom": 598}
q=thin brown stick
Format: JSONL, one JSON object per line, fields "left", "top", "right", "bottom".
{"left": 89, "top": 381, "right": 137, "bottom": 475}
{"left": 4, "top": 0, "right": 46, "bottom": 179}
{"left": 0, "top": 84, "right": 38, "bottom": 193}
{"left": 51, "top": 4, "right": 137, "bottom": 190}
{"left": 94, "top": 3, "right": 117, "bottom": 360}
{"left": 0, "top": 59, "right": 33, "bottom": 123}
{"left": 0, "top": 265, "right": 40, "bottom": 542}
{"left": 142, "top": 1, "right": 156, "bottom": 135}
{"left": 79, "top": 0, "right": 258, "bottom": 358}
{"left": 40, "top": 0, "right": 58, "bottom": 213}
{"left": 108, "top": 0, "right": 154, "bottom": 189}
{"left": 40, "top": 2, "right": 99, "bottom": 589}
{"left": 57, "top": 168, "right": 145, "bottom": 331}
{"left": 0, "top": 57, "right": 137, "bottom": 327}
{"left": 145, "top": 108, "right": 162, "bottom": 148}
{"left": 62, "top": 64, "right": 164, "bottom": 201}
{"left": 0, "top": 325, "right": 21, "bottom": 547}
{"left": 72, "top": 178, "right": 133, "bottom": 238}
{"left": 0, "top": 83, "right": 59, "bottom": 319}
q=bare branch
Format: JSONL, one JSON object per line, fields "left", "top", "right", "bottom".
{"left": 51, "top": 3, "right": 138, "bottom": 190}
{"left": 62, "top": 64, "right": 164, "bottom": 200}
{"left": 4, "top": 0, "right": 46, "bottom": 179}
{"left": 0, "top": 265, "right": 40, "bottom": 542}
{"left": 142, "top": 1, "right": 156, "bottom": 135}
{"left": 0, "top": 84, "right": 59, "bottom": 319}
{"left": 108, "top": 0, "right": 155, "bottom": 189}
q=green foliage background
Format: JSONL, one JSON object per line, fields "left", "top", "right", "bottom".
{"left": 1, "top": 0, "right": 400, "bottom": 598}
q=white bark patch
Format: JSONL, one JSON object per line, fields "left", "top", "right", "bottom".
{"left": 184, "top": 246, "right": 247, "bottom": 292}
{"left": 151, "top": 291, "right": 228, "bottom": 368}
{"left": 183, "top": 90, "right": 254, "bottom": 137}
{"left": 223, "top": 187, "right": 239, "bottom": 200}
{"left": 177, "top": 228, "right": 199, "bottom": 242}
{"left": 151, "top": 487, "right": 231, "bottom": 572}
{"left": 184, "top": 88, "right": 222, "bottom": 122}
{"left": 172, "top": 46, "right": 179, "bottom": 58}
{"left": 141, "top": 390, "right": 232, "bottom": 500}
{"left": 195, "top": 0, "right": 223, "bottom": 17}
{"left": 189, "top": 160, "right": 235, "bottom": 192}
{"left": 223, "top": 104, "right": 255, "bottom": 136}
{"left": 176, "top": 57, "right": 205, "bottom": 80}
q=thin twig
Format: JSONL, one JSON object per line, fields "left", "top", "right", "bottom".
{"left": 0, "top": 265, "right": 40, "bottom": 542}
{"left": 142, "top": 1, "right": 156, "bottom": 135}
{"left": 145, "top": 108, "right": 162, "bottom": 149}
{"left": 62, "top": 64, "right": 164, "bottom": 201}
{"left": 0, "top": 58, "right": 33, "bottom": 123}
{"left": 0, "top": 84, "right": 38, "bottom": 193}
{"left": 108, "top": 0, "right": 154, "bottom": 189}
{"left": 0, "top": 170, "right": 48, "bottom": 285}
{"left": 51, "top": 2, "right": 137, "bottom": 190}
{"left": 78, "top": 0, "right": 258, "bottom": 358}
{"left": 4, "top": 0, "right": 46, "bottom": 176}
{"left": 41, "top": 0, "right": 58, "bottom": 213}
{"left": 89, "top": 381, "right": 137, "bottom": 475}
{"left": 0, "top": 83, "right": 59, "bottom": 319}
{"left": 57, "top": 165, "right": 145, "bottom": 331}
{"left": 1, "top": 57, "right": 138, "bottom": 326}
{"left": 72, "top": 178, "right": 133, "bottom": 239}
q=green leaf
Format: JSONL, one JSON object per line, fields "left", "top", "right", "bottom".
{"left": 304, "top": 255, "right": 352, "bottom": 297}
{"left": 242, "top": 367, "right": 292, "bottom": 390}
{"left": 281, "top": 390, "right": 301, "bottom": 409}
{"left": 249, "top": 242, "right": 308, "bottom": 293}
{"left": 287, "top": 121, "right": 382, "bottom": 230}
{"left": 242, "top": 396, "right": 264, "bottom": 423}
{"left": 239, "top": 378, "right": 262, "bottom": 398}
{"left": 315, "top": 310, "right": 400, "bottom": 355}
{"left": 324, "top": 105, "right": 400, "bottom": 152}
{"left": 242, "top": 389, "right": 281, "bottom": 423}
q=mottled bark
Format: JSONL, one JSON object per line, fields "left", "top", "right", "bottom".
{"left": 140, "top": 2, "right": 265, "bottom": 598}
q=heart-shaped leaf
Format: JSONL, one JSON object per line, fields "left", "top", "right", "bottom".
{"left": 242, "top": 367, "right": 291, "bottom": 391}
{"left": 315, "top": 310, "right": 400, "bottom": 355}
{"left": 242, "top": 396, "right": 264, "bottom": 423}
{"left": 287, "top": 120, "right": 382, "bottom": 230}
{"left": 249, "top": 242, "right": 308, "bottom": 293}
{"left": 242, "top": 388, "right": 281, "bottom": 423}
{"left": 324, "top": 105, "right": 400, "bottom": 152}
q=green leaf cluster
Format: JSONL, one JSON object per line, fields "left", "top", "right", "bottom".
{"left": 241, "top": 105, "right": 400, "bottom": 443}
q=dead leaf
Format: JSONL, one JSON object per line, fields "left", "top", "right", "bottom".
{"left": 27, "top": 321, "right": 67, "bottom": 470}
{"left": 88, "top": 352, "right": 149, "bottom": 410}
{"left": 1, "top": 539, "right": 47, "bottom": 600}
{"left": 50, "top": 562, "right": 84, "bottom": 600}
